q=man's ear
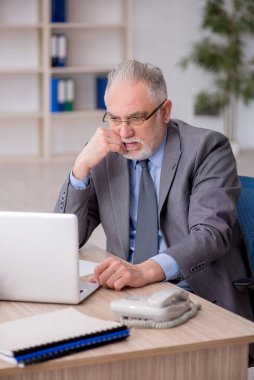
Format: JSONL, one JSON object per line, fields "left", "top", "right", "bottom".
{"left": 163, "top": 100, "right": 172, "bottom": 123}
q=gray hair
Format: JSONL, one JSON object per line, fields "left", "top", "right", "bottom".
{"left": 104, "top": 60, "right": 168, "bottom": 104}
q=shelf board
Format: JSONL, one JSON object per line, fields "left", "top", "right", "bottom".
{"left": 50, "top": 66, "right": 112, "bottom": 75}
{"left": 0, "top": 112, "right": 43, "bottom": 120}
{"left": 50, "top": 110, "right": 105, "bottom": 119}
{"left": 0, "top": 24, "right": 43, "bottom": 30}
{"left": 0, "top": 68, "right": 43, "bottom": 74}
{"left": 0, "top": 111, "right": 105, "bottom": 120}
{"left": 49, "top": 22, "right": 127, "bottom": 30}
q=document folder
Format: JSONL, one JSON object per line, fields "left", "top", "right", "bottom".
{"left": 0, "top": 308, "right": 129, "bottom": 366}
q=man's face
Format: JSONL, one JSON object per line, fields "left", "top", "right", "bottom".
{"left": 105, "top": 82, "right": 172, "bottom": 160}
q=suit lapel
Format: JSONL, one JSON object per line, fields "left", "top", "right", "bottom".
{"left": 107, "top": 153, "right": 130, "bottom": 260}
{"left": 159, "top": 122, "right": 182, "bottom": 214}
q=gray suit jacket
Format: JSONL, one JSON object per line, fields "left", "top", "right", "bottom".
{"left": 55, "top": 119, "right": 253, "bottom": 320}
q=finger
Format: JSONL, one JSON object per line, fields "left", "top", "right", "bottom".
{"left": 109, "top": 142, "right": 127, "bottom": 155}
{"left": 97, "top": 260, "right": 124, "bottom": 287}
{"left": 87, "top": 275, "right": 98, "bottom": 283}
{"left": 96, "top": 127, "right": 120, "bottom": 142}
{"left": 104, "top": 269, "right": 124, "bottom": 289}
{"left": 104, "top": 134, "right": 127, "bottom": 153}
{"left": 92, "top": 129, "right": 127, "bottom": 156}
{"left": 101, "top": 129, "right": 127, "bottom": 151}
{"left": 93, "top": 258, "right": 113, "bottom": 277}
{"left": 111, "top": 269, "right": 136, "bottom": 290}
{"left": 103, "top": 263, "right": 131, "bottom": 289}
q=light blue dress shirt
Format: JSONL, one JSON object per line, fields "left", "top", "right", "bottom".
{"left": 70, "top": 138, "right": 181, "bottom": 281}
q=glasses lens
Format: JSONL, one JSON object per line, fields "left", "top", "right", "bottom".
{"left": 103, "top": 114, "right": 120, "bottom": 127}
{"left": 128, "top": 116, "right": 145, "bottom": 126}
{"left": 103, "top": 114, "right": 145, "bottom": 128}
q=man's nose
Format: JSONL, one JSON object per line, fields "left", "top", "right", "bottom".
{"left": 119, "top": 121, "right": 135, "bottom": 138}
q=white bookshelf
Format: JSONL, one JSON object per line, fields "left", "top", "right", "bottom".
{"left": 0, "top": 0, "right": 133, "bottom": 159}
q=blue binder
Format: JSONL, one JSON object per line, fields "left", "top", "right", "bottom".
{"left": 57, "top": 79, "right": 66, "bottom": 112}
{"left": 96, "top": 77, "right": 108, "bottom": 110}
{"left": 57, "top": 34, "right": 67, "bottom": 67}
{"left": 51, "top": 0, "right": 66, "bottom": 23}
{"left": 51, "top": 77, "right": 58, "bottom": 112}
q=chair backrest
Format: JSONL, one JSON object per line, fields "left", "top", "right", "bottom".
{"left": 237, "top": 176, "right": 254, "bottom": 274}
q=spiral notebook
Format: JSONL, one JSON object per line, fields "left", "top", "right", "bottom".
{"left": 0, "top": 308, "right": 129, "bottom": 366}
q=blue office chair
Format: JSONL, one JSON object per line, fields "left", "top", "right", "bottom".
{"left": 233, "top": 176, "right": 254, "bottom": 288}
{"left": 234, "top": 176, "right": 254, "bottom": 367}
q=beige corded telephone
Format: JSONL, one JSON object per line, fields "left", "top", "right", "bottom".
{"left": 110, "top": 288, "right": 201, "bottom": 328}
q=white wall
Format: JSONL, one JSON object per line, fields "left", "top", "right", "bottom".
{"left": 133, "top": 0, "right": 254, "bottom": 150}
{"left": 1, "top": 0, "right": 253, "bottom": 156}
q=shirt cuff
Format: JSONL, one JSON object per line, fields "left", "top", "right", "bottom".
{"left": 150, "top": 253, "right": 181, "bottom": 281}
{"left": 69, "top": 170, "right": 90, "bottom": 190}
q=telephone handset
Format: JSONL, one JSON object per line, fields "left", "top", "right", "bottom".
{"left": 110, "top": 288, "right": 194, "bottom": 323}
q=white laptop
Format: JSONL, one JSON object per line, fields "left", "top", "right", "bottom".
{"left": 0, "top": 211, "right": 99, "bottom": 304}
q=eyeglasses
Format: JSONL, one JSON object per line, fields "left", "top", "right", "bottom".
{"left": 102, "top": 99, "right": 167, "bottom": 128}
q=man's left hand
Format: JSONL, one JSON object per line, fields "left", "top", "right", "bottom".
{"left": 88, "top": 257, "right": 165, "bottom": 290}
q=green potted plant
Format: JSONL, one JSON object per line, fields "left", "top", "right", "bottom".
{"left": 180, "top": 0, "right": 254, "bottom": 152}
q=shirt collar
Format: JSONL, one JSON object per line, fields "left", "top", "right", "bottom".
{"left": 149, "top": 134, "right": 166, "bottom": 169}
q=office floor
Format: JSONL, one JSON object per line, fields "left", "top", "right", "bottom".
{"left": 0, "top": 150, "right": 254, "bottom": 379}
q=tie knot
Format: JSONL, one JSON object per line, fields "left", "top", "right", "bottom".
{"left": 139, "top": 160, "right": 148, "bottom": 169}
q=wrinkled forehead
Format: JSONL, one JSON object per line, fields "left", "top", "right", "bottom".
{"left": 105, "top": 81, "right": 154, "bottom": 109}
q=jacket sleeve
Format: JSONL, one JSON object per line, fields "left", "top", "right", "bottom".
{"left": 54, "top": 174, "right": 101, "bottom": 247}
{"left": 163, "top": 132, "right": 241, "bottom": 280}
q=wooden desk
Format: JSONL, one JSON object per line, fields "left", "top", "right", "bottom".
{"left": 0, "top": 243, "right": 254, "bottom": 380}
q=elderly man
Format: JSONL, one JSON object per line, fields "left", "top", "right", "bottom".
{"left": 55, "top": 60, "right": 252, "bottom": 322}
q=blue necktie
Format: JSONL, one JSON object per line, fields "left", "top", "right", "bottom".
{"left": 134, "top": 160, "right": 158, "bottom": 264}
